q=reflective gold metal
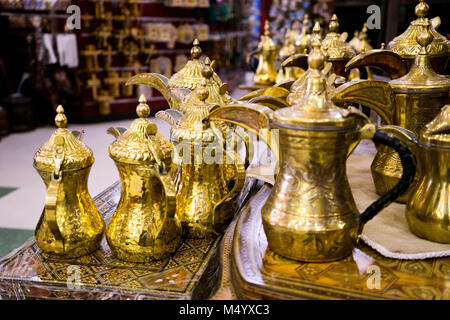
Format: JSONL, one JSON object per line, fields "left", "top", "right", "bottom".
{"left": 157, "top": 81, "right": 246, "bottom": 238}
{"left": 209, "top": 39, "right": 415, "bottom": 262}
{"left": 379, "top": 105, "right": 450, "bottom": 243}
{"left": 333, "top": 20, "right": 450, "bottom": 203}
{"left": 321, "top": 14, "right": 356, "bottom": 77}
{"left": 106, "top": 95, "right": 181, "bottom": 262}
{"left": 34, "top": 106, "right": 105, "bottom": 258}
{"left": 126, "top": 40, "right": 231, "bottom": 113}
{"left": 346, "top": 0, "right": 449, "bottom": 78}
{"left": 294, "top": 14, "right": 311, "bottom": 54}
{"left": 250, "top": 20, "right": 278, "bottom": 86}
{"left": 276, "top": 27, "right": 305, "bottom": 84}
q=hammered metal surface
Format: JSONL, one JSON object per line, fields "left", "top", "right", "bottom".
{"left": 0, "top": 182, "right": 222, "bottom": 300}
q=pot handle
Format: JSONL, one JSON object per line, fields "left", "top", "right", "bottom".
{"left": 359, "top": 129, "right": 416, "bottom": 225}
{"left": 212, "top": 150, "right": 246, "bottom": 227}
{"left": 246, "top": 49, "right": 259, "bottom": 72}
{"left": 44, "top": 136, "right": 65, "bottom": 250}
{"left": 152, "top": 167, "right": 177, "bottom": 219}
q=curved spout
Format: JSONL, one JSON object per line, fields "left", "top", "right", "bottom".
{"left": 208, "top": 103, "right": 279, "bottom": 163}
{"left": 107, "top": 127, "right": 127, "bottom": 139}
{"left": 345, "top": 49, "right": 407, "bottom": 79}
{"left": 332, "top": 79, "right": 394, "bottom": 125}
{"left": 238, "top": 86, "right": 290, "bottom": 102}
{"left": 155, "top": 109, "right": 183, "bottom": 127}
{"left": 281, "top": 53, "right": 308, "bottom": 70}
{"left": 125, "top": 73, "right": 182, "bottom": 110}
{"left": 248, "top": 95, "right": 289, "bottom": 110}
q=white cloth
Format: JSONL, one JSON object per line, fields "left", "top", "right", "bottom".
{"left": 40, "top": 33, "right": 57, "bottom": 64}
{"left": 56, "top": 34, "right": 79, "bottom": 68}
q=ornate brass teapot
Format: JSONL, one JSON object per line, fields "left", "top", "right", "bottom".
{"left": 380, "top": 106, "right": 450, "bottom": 243}
{"left": 276, "top": 26, "right": 305, "bottom": 84}
{"left": 34, "top": 106, "right": 105, "bottom": 258}
{"left": 157, "top": 81, "right": 245, "bottom": 238}
{"left": 106, "top": 96, "right": 181, "bottom": 262}
{"left": 248, "top": 20, "right": 278, "bottom": 86}
{"left": 126, "top": 40, "right": 231, "bottom": 113}
{"left": 333, "top": 20, "right": 450, "bottom": 202}
{"left": 209, "top": 39, "right": 416, "bottom": 262}
{"left": 346, "top": 0, "right": 449, "bottom": 78}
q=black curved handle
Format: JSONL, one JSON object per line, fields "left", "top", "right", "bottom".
{"left": 359, "top": 129, "right": 416, "bottom": 224}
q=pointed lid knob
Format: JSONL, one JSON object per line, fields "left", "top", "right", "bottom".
{"left": 34, "top": 105, "right": 94, "bottom": 171}
{"left": 274, "top": 38, "right": 355, "bottom": 129}
{"left": 168, "top": 39, "right": 223, "bottom": 91}
{"left": 109, "top": 95, "right": 172, "bottom": 165}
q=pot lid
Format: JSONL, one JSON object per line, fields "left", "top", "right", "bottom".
{"left": 420, "top": 105, "right": 450, "bottom": 148}
{"left": 322, "top": 14, "right": 356, "bottom": 60}
{"left": 355, "top": 23, "right": 373, "bottom": 53}
{"left": 171, "top": 80, "right": 218, "bottom": 143}
{"left": 258, "top": 20, "right": 277, "bottom": 52}
{"left": 273, "top": 38, "right": 355, "bottom": 129}
{"left": 168, "top": 39, "right": 222, "bottom": 90}
{"left": 389, "top": 19, "right": 450, "bottom": 90}
{"left": 109, "top": 95, "right": 172, "bottom": 166}
{"left": 34, "top": 105, "right": 94, "bottom": 171}
{"left": 386, "top": 0, "right": 449, "bottom": 58}
{"left": 294, "top": 14, "right": 312, "bottom": 53}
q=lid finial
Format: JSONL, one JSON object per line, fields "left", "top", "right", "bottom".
{"left": 197, "top": 79, "right": 209, "bottom": 102}
{"left": 308, "top": 37, "right": 326, "bottom": 72}
{"left": 191, "top": 39, "right": 202, "bottom": 59}
{"left": 264, "top": 20, "right": 270, "bottom": 37}
{"left": 415, "top": 0, "right": 429, "bottom": 19}
{"left": 417, "top": 19, "right": 433, "bottom": 54}
{"left": 201, "top": 57, "right": 214, "bottom": 79}
{"left": 55, "top": 105, "right": 67, "bottom": 129}
{"left": 329, "top": 14, "right": 339, "bottom": 33}
{"left": 137, "top": 94, "right": 150, "bottom": 119}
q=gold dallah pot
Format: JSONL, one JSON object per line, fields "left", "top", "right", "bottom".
{"left": 209, "top": 39, "right": 416, "bottom": 262}
{"left": 333, "top": 20, "right": 450, "bottom": 202}
{"left": 380, "top": 106, "right": 450, "bottom": 244}
{"left": 106, "top": 96, "right": 181, "bottom": 262}
{"left": 157, "top": 81, "right": 246, "bottom": 238}
{"left": 34, "top": 106, "right": 105, "bottom": 258}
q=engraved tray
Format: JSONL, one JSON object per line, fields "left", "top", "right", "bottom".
{"left": 231, "top": 185, "right": 450, "bottom": 300}
{"left": 0, "top": 182, "right": 225, "bottom": 300}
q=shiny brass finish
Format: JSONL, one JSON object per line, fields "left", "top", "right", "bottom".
{"left": 209, "top": 39, "right": 414, "bottom": 262}
{"left": 294, "top": 14, "right": 311, "bottom": 54}
{"left": 379, "top": 106, "right": 450, "bottom": 244}
{"left": 346, "top": 0, "right": 449, "bottom": 77}
{"left": 333, "top": 20, "right": 450, "bottom": 203}
{"left": 321, "top": 14, "right": 356, "bottom": 78}
{"left": 106, "top": 95, "right": 181, "bottom": 262}
{"left": 126, "top": 40, "right": 231, "bottom": 113}
{"left": 34, "top": 106, "right": 105, "bottom": 258}
{"left": 157, "top": 81, "right": 245, "bottom": 239}
{"left": 276, "top": 27, "right": 305, "bottom": 84}
{"left": 251, "top": 20, "right": 278, "bottom": 86}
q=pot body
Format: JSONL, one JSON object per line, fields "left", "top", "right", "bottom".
{"left": 35, "top": 166, "right": 105, "bottom": 258}
{"left": 406, "top": 145, "right": 450, "bottom": 243}
{"left": 175, "top": 142, "right": 239, "bottom": 238}
{"left": 254, "top": 50, "right": 277, "bottom": 86}
{"left": 262, "top": 126, "right": 360, "bottom": 262}
{"left": 106, "top": 161, "right": 181, "bottom": 262}
{"left": 371, "top": 89, "right": 449, "bottom": 202}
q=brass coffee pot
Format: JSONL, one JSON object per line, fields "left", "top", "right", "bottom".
{"left": 34, "top": 106, "right": 105, "bottom": 258}
{"left": 106, "top": 96, "right": 181, "bottom": 262}
{"left": 157, "top": 81, "right": 246, "bottom": 239}
{"left": 126, "top": 40, "right": 231, "bottom": 113}
{"left": 209, "top": 39, "right": 416, "bottom": 262}
{"left": 380, "top": 106, "right": 450, "bottom": 243}
{"left": 333, "top": 20, "right": 450, "bottom": 202}
{"left": 346, "top": 0, "right": 449, "bottom": 78}
{"left": 248, "top": 20, "right": 278, "bottom": 86}
{"left": 276, "top": 26, "right": 305, "bottom": 84}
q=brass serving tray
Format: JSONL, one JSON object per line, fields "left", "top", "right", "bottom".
{"left": 0, "top": 182, "right": 224, "bottom": 300}
{"left": 231, "top": 184, "right": 450, "bottom": 300}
